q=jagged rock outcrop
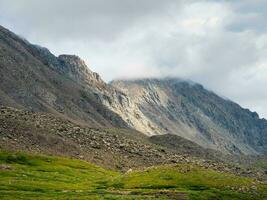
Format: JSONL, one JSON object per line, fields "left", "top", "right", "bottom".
{"left": 58, "top": 54, "right": 105, "bottom": 88}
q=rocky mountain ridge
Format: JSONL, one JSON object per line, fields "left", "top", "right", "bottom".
{"left": 0, "top": 25, "right": 267, "bottom": 156}
{"left": 109, "top": 78, "right": 267, "bottom": 155}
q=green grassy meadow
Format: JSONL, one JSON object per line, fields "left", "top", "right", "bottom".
{"left": 0, "top": 151, "right": 266, "bottom": 200}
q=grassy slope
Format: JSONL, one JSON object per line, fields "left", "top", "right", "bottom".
{"left": 0, "top": 151, "right": 266, "bottom": 200}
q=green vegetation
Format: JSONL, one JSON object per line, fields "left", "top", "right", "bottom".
{"left": 111, "top": 165, "right": 267, "bottom": 200}
{"left": 0, "top": 151, "right": 266, "bottom": 200}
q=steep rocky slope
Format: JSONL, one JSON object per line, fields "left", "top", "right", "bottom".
{"left": 0, "top": 25, "right": 126, "bottom": 128}
{"left": 110, "top": 79, "right": 267, "bottom": 155}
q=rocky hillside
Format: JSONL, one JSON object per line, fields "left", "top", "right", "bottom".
{"left": 0, "top": 25, "right": 126, "bottom": 128}
{"left": 1, "top": 106, "right": 266, "bottom": 179}
{"left": 149, "top": 134, "right": 223, "bottom": 161}
{"left": 111, "top": 79, "right": 267, "bottom": 155}
{"left": 0, "top": 106, "right": 178, "bottom": 171}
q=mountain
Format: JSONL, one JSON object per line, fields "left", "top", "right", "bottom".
{"left": 0, "top": 25, "right": 127, "bottom": 128}
{"left": 0, "top": 25, "right": 267, "bottom": 156}
{"left": 110, "top": 78, "right": 267, "bottom": 155}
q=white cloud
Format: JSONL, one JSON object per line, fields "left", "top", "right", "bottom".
{"left": 0, "top": 0, "right": 267, "bottom": 118}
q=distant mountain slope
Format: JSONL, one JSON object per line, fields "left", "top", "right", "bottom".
{"left": 0, "top": 25, "right": 127, "bottom": 128}
{"left": 111, "top": 79, "right": 267, "bottom": 155}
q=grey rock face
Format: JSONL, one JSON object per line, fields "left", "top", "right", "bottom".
{"left": 110, "top": 78, "right": 267, "bottom": 155}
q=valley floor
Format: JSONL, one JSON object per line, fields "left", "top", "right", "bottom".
{"left": 0, "top": 151, "right": 267, "bottom": 200}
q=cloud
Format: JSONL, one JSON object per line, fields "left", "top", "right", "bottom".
{"left": 0, "top": 0, "right": 181, "bottom": 42}
{"left": 0, "top": 0, "right": 267, "bottom": 118}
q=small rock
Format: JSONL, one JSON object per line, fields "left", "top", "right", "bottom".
{"left": 0, "top": 164, "right": 12, "bottom": 170}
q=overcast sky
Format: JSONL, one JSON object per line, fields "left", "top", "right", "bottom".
{"left": 0, "top": 0, "right": 267, "bottom": 118}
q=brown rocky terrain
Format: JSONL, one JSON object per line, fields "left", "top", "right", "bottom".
{"left": 149, "top": 134, "right": 223, "bottom": 160}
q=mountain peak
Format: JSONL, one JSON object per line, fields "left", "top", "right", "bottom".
{"left": 58, "top": 54, "right": 104, "bottom": 87}
{"left": 58, "top": 54, "right": 87, "bottom": 70}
